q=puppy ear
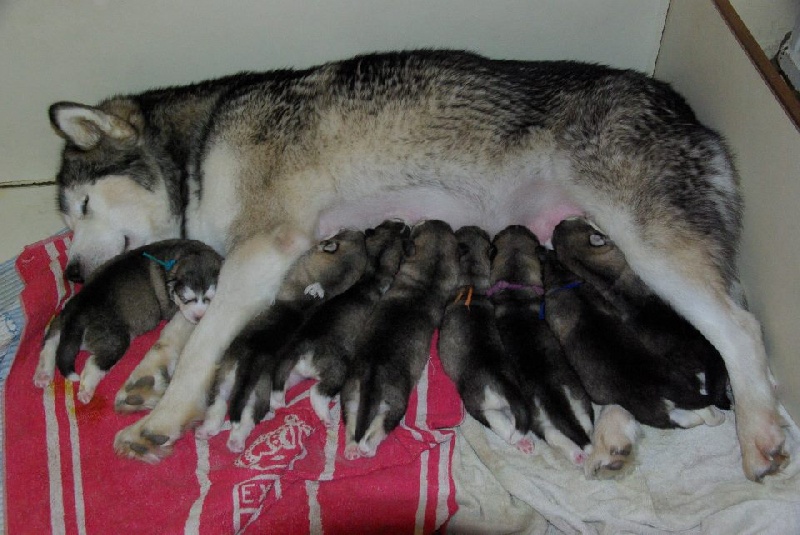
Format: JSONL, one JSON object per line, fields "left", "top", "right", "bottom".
{"left": 49, "top": 102, "right": 139, "bottom": 150}
{"left": 319, "top": 240, "right": 339, "bottom": 253}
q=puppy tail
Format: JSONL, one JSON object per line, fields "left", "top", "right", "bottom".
{"left": 353, "top": 366, "right": 377, "bottom": 443}
{"left": 55, "top": 317, "right": 84, "bottom": 380}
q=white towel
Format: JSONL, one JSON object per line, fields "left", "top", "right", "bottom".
{"left": 449, "top": 406, "right": 800, "bottom": 534}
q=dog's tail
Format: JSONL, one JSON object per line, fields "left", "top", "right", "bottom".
{"left": 54, "top": 315, "right": 84, "bottom": 380}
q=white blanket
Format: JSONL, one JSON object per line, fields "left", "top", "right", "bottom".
{"left": 450, "top": 406, "right": 800, "bottom": 534}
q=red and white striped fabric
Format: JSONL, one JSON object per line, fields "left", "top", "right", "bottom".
{"left": 4, "top": 234, "right": 464, "bottom": 534}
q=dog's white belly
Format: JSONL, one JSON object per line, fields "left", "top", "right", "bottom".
{"left": 317, "top": 180, "right": 584, "bottom": 243}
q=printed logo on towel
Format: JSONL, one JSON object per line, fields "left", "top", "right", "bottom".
{"left": 232, "top": 474, "right": 283, "bottom": 533}
{"left": 235, "top": 414, "right": 314, "bottom": 472}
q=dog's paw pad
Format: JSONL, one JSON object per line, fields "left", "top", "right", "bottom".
{"left": 33, "top": 371, "right": 53, "bottom": 388}
{"left": 585, "top": 442, "right": 635, "bottom": 480}
{"left": 740, "top": 411, "right": 790, "bottom": 481}
{"left": 515, "top": 437, "right": 535, "bottom": 455}
{"left": 115, "top": 373, "right": 168, "bottom": 413}
{"left": 113, "top": 421, "right": 174, "bottom": 463}
{"left": 344, "top": 444, "right": 361, "bottom": 460}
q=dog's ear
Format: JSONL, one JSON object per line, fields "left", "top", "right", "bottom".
{"left": 319, "top": 239, "right": 339, "bottom": 253}
{"left": 49, "top": 101, "right": 140, "bottom": 150}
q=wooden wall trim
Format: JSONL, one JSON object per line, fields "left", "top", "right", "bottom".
{"left": 712, "top": 0, "right": 800, "bottom": 131}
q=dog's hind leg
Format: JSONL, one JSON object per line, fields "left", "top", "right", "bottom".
{"left": 114, "top": 226, "right": 311, "bottom": 462}
{"left": 115, "top": 312, "right": 195, "bottom": 413}
{"left": 34, "top": 317, "right": 63, "bottom": 388}
{"left": 601, "top": 217, "right": 787, "bottom": 481}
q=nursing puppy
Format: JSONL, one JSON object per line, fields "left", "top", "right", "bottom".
{"left": 342, "top": 220, "right": 459, "bottom": 459}
{"left": 34, "top": 239, "right": 221, "bottom": 404}
{"left": 540, "top": 240, "right": 729, "bottom": 430}
{"left": 489, "top": 225, "right": 594, "bottom": 465}
{"left": 267, "top": 220, "right": 409, "bottom": 429}
{"left": 53, "top": 50, "right": 783, "bottom": 480}
{"left": 196, "top": 228, "right": 367, "bottom": 452}
{"left": 438, "top": 226, "right": 533, "bottom": 453}
{"left": 551, "top": 218, "right": 731, "bottom": 415}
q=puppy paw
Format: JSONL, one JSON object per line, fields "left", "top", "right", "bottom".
{"left": 515, "top": 436, "right": 536, "bottom": 455}
{"left": 113, "top": 418, "right": 175, "bottom": 464}
{"left": 195, "top": 418, "right": 223, "bottom": 440}
{"left": 33, "top": 369, "right": 54, "bottom": 388}
{"left": 115, "top": 371, "right": 169, "bottom": 413}
{"left": 344, "top": 443, "right": 362, "bottom": 460}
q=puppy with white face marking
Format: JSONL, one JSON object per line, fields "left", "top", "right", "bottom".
{"left": 438, "top": 226, "right": 533, "bottom": 453}
{"left": 34, "top": 239, "right": 221, "bottom": 404}
{"left": 489, "top": 225, "right": 594, "bottom": 466}
{"left": 342, "top": 219, "right": 459, "bottom": 459}
{"left": 196, "top": 228, "right": 368, "bottom": 452}
{"left": 52, "top": 50, "right": 785, "bottom": 480}
{"left": 265, "top": 220, "right": 409, "bottom": 431}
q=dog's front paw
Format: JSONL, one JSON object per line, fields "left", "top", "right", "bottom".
{"left": 33, "top": 368, "right": 54, "bottom": 389}
{"left": 113, "top": 418, "right": 176, "bottom": 464}
{"left": 115, "top": 368, "right": 169, "bottom": 413}
{"left": 738, "top": 409, "right": 789, "bottom": 482}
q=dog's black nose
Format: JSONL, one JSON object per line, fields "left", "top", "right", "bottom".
{"left": 64, "top": 262, "right": 84, "bottom": 284}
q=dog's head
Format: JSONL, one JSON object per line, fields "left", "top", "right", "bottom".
{"left": 50, "top": 100, "right": 182, "bottom": 282}
{"left": 490, "top": 225, "right": 542, "bottom": 286}
{"left": 551, "top": 218, "right": 627, "bottom": 283}
{"left": 167, "top": 249, "right": 223, "bottom": 324}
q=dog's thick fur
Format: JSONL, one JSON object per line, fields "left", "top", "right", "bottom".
{"left": 49, "top": 49, "right": 786, "bottom": 479}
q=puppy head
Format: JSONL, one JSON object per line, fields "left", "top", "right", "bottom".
{"left": 50, "top": 100, "right": 181, "bottom": 282}
{"left": 551, "top": 218, "right": 627, "bottom": 282}
{"left": 167, "top": 249, "right": 223, "bottom": 324}
{"left": 490, "top": 225, "right": 542, "bottom": 286}
{"left": 454, "top": 226, "right": 493, "bottom": 284}
{"left": 280, "top": 228, "right": 368, "bottom": 300}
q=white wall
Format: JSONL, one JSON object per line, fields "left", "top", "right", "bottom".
{"left": 0, "top": 0, "right": 669, "bottom": 186}
{"left": 656, "top": 0, "right": 800, "bottom": 421}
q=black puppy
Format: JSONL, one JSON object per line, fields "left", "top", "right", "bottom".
{"left": 34, "top": 239, "right": 222, "bottom": 404}
{"left": 490, "top": 225, "right": 594, "bottom": 465}
{"left": 542, "top": 218, "right": 729, "bottom": 431}
{"left": 268, "top": 219, "right": 410, "bottom": 428}
{"left": 439, "top": 226, "right": 533, "bottom": 453}
{"left": 342, "top": 219, "right": 459, "bottom": 459}
{"left": 197, "top": 229, "right": 367, "bottom": 452}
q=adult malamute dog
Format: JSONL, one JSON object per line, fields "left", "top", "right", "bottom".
{"left": 48, "top": 50, "right": 786, "bottom": 480}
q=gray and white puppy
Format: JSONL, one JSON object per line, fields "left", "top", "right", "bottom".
{"left": 342, "top": 219, "right": 459, "bottom": 459}
{"left": 489, "top": 225, "right": 594, "bottom": 466}
{"left": 269, "top": 220, "right": 410, "bottom": 429}
{"left": 34, "top": 239, "right": 222, "bottom": 404}
{"left": 438, "top": 226, "right": 533, "bottom": 453}
{"left": 196, "top": 229, "right": 367, "bottom": 452}
{"left": 547, "top": 218, "right": 730, "bottom": 426}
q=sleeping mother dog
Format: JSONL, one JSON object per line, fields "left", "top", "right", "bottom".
{"left": 46, "top": 49, "right": 786, "bottom": 480}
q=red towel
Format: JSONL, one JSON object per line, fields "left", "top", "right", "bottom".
{"left": 5, "top": 234, "right": 464, "bottom": 534}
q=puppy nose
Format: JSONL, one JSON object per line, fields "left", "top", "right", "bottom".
{"left": 64, "top": 262, "right": 84, "bottom": 284}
